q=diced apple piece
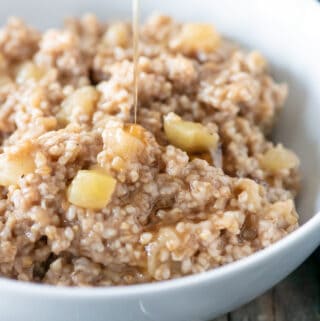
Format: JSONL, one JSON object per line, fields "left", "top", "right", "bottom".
{"left": 103, "top": 23, "right": 129, "bottom": 47}
{"left": 0, "top": 153, "right": 35, "bottom": 186}
{"left": 67, "top": 170, "right": 116, "bottom": 210}
{"left": 260, "top": 145, "right": 299, "bottom": 173}
{"left": 164, "top": 113, "right": 218, "bottom": 153}
{"left": 124, "top": 123, "right": 145, "bottom": 141}
{"left": 105, "top": 124, "right": 145, "bottom": 161}
{"left": 270, "top": 200, "right": 298, "bottom": 227}
{"left": 16, "top": 62, "right": 46, "bottom": 84}
{"left": 59, "top": 86, "right": 99, "bottom": 124}
{"left": 171, "top": 23, "right": 220, "bottom": 54}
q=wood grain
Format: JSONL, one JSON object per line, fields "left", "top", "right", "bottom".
{"left": 212, "top": 256, "right": 319, "bottom": 321}
{"left": 229, "top": 291, "right": 274, "bottom": 321}
{"left": 214, "top": 316, "right": 228, "bottom": 321}
{"left": 274, "top": 257, "right": 320, "bottom": 321}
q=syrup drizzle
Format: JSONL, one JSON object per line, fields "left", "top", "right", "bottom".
{"left": 132, "top": 0, "right": 140, "bottom": 124}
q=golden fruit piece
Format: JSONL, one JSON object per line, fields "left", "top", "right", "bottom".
{"left": 105, "top": 125, "right": 145, "bottom": 161}
{"left": 124, "top": 123, "right": 145, "bottom": 141}
{"left": 164, "top": 113, "right": 219, "bottom": 153}
{"left": 16, "top": 62, "right": 46, "bottom": 84}
{"left": 59, "top": 86, "right": 99, "bottom": 124}
{"left": 260, "top": 145, "right": 299, "bottom": 173}
{"left": 0, "top": 153, "right": 35, "bottom": 186}
{"left": 67, "top": 170, "right": 116, "bottom": 209}
{"left": 103, "top": 23, "right": 129, "bottom": 47}
{"left": 171, "top": 23, "right": 220, "bottom": 54}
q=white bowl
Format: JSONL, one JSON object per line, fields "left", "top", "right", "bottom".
{"left": 1, "top": 0, "right": 320, "bottom": 320}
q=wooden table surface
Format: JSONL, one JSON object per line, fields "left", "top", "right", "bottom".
{"left": 213, "top": 254, "right": 319, "bottom": 321}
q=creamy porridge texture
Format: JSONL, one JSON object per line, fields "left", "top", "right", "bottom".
{"left": 0, "top": 14, "right": 300, "bottom": 286}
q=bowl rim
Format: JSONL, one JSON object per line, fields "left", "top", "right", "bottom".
{"left": 1, "top": 211, "right": 319, "bottom": 298}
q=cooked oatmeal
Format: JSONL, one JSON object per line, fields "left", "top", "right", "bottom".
{"left": 0, "top": 14, "right": 300, "bottom": 286}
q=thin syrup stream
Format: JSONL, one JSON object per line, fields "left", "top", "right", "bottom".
{"left": 132, "top": 0, "right": 140, "bottom": 124}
